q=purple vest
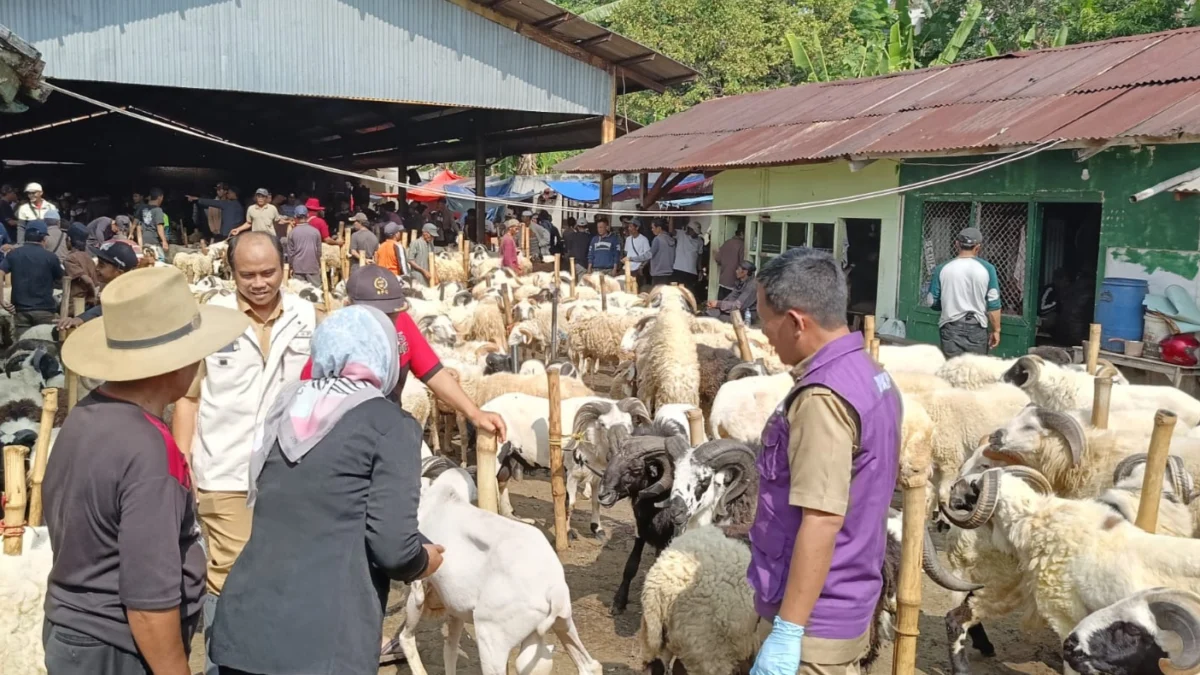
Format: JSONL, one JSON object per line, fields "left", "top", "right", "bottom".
{"left": 747, "top": 332, "right": 901, "bottom": 639}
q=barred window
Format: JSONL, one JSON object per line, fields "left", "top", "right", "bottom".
{"left": 918, "top": 200, "right": 1026, "bottom": 316}
{"left": 919, "top": 201, "right": 971, "bottom": 303}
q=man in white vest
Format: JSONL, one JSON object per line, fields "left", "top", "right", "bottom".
{"left": 172, "top": 232, "right": 319, "bottom": 675}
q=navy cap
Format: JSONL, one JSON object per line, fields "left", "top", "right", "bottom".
{"left": 92, "top": 240, "right": 139, "bottom": 271}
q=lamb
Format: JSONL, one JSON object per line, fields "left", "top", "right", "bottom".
{"left": 943, "top": 465, "right": 1200, "bottom": 643}
{"left": 635, "top": 308, "right": 700, "bottom": 414}
{"left": 708, "top": 373, "right": 794, "bottom": 443}
{"left": 1062, "top": 587, "right": 1200, "bottom": 675}
{"left": 597, "top": 421, "right": 690, "bottom": 614}
{"left": 1004, "top": 355, "right": 1200, "bottom": 424}
{"left": 393, "top": 470, "right": 602, "bottom": 675}
{"left": 0, "top": 526, "right": 53, "bottom": 675}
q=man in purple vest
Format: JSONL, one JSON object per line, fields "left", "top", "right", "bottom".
{"left": 747, "top": 247, "right": 901, "bottom": 675}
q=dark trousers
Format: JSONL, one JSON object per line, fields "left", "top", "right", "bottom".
{"left": 294, "top": 272, "right": 321, "bottom": 286}
{"left": 674, "top": 271, "right": 699, "bottom": 290}
{"left": 939, "top": 317, "right": 989, "bottom": 358}
{"left": 15, "top": 309, "right": 57, "bottom": 336}
{"left": 44, "top": 619, "right": 197, "bottom": 675}
{"left": 651, "top": 275, "right": 674, "bottom": 287}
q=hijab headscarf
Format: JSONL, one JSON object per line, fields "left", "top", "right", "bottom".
{"left": 248, "top": 305, "right": 399, "bottom": 505}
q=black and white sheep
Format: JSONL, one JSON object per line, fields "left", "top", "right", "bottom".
{"left": 1063, "top": 587, "right": 1200, "bottom": 675}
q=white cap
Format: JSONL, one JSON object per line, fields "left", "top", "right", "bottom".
{"left": 24, "top": 182, "right": 42, "bottom": 193}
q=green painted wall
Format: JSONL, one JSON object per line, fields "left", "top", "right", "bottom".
{"left": 710, "top": 160, "right": 903, "bottom": 318}
{"left": 897, "top": 146, "right": 1200, "bottom": 355}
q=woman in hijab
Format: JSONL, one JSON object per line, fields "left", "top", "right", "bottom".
{"left": 209, "top": 305, "right": 443, "bottom": 675}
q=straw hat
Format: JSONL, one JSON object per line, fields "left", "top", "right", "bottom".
{"left": 63, "top": 267, "right": 250, "bottom": 382}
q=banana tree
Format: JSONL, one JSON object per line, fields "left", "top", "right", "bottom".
{"left": 985, "top": 24, "right": 1069, "bottom": 56}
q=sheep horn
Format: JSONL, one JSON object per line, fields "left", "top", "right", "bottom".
{"left": 692, "top": 440, "right": 757, "bottom": 518}
{"left": 940, "top": 470, "right": 1002, "bottom": 529}
{"left": 638, "top": 447, "right": 675, "bottom": 502}
{"left": 616, "top": 397, "right": 652, "bottom": 426}
{"left": 1003, "top": 355, "right": 1040, "bottom": 388}
{"left": 727, "top": 362, "right": 767, "bottom": 382}
{"left": 1002, "top": 465, "right": 1054, "bottom": 495}
{"left": 1147, "top": 589, "right": 1200, "bottom": 675}
{"left": 922, "top": 522, "right": 984, "bottom": 592}
{"left": 1095, "top": 358, "right": 1121, "bottom": 379}
{"left": 679, "top": 286, "right": 698, "bottom": 314}
{"left": 1167, "top": 456, "right": 1195, "bottom": 504}
{"left": 1035, "top": 408, "right": 1087, "bottom": 466}
{"left": 572, "top": 401, "right": 609, "bottom": 439}
{"left": 1113, "top": 454, "right": 1149, "bottom": 486}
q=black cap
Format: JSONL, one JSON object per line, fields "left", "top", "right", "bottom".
{"left": 957, "top": 227, "right": 983, "bottom": 247}
{"left": 91, "top": 240, "right": 138, "bottom": 271}
{"left": 739, "top": 260, "right": 756, "bottom": 275}
{"left": 347, "top": 265, "right": 408, "bottom": 313}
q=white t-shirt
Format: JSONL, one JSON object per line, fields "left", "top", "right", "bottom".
{"left": 16, "top": 199, "right": 56, "bottom": 223}
{"left": 673, "top": 232, "right": 703, "bottom": 275}
{"left": 625, "top": 234, "right": 650, "bottom": 271}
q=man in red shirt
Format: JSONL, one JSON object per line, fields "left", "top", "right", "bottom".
{"left": 500, "top": 218, "right": 521, "bottom": 272}
{"left": 299, "top": 265, "right": 506, "bottom": 441}
{"left": 303, "top": 197, "right": 336, "bottom": 243}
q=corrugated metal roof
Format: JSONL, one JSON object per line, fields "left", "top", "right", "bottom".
{"left": 557, "top": 26, "right": 1200, "bottom": 173}
{"left": 1172, "top": 177, "right": 1200, "bottom": 193}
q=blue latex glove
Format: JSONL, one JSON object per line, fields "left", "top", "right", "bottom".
{"left": 751, "top": 616, "right": 805, "bottom": 675}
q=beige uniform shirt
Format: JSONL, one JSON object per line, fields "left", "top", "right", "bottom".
{"left": 245, "top": 203, "right": 280, "bottom": 234}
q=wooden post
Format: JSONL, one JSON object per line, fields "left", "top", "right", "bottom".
{"left": 59, "top": 277, "right": 71, "bottom": 320}
{"left": 624, "top": 258, "right": 632, "bottom": 292}
{"left": 864, "top": 314, "right": 876, "bottom": 346}
{"left": 283, "top": 263, "right": 291, "bottom": 281}
{"left": 67, "top": 299, "right": 84, "bottom": 411}
{"left": 730, "top": 311, "right": 754, "bottom": 361}
{"left": 319, "top": 256, "right": 333, "bottom": 312}
{"left": 429, "top": 251, "right": 439, "bottom": 287}
{"left": 3, "top": 445, "right": 29, "bottom": 556}
{"left": 1087, "top": 323, "right": 1102, "bottom": 374}
{"left": 1091, "top": 376, "right": 1113, "bottom": 429}
{"left": 27, "top": 388, "right": 57, "bottom": 528}
{"left": 476, "top": 430, "right": 499, "bottom": 514}
{"left": 340, "top": 222, "right": 350, "bottom": 280}
{"left": 1136, "top": 410, "right": 1178, "bottom": 533}
{"left": 569, "top": 258, "right": 577, "bottom": 299}
{"left": 553, "top": 253, "right": 561, "bottom": 282}
{"left": 599, "top": 74, "right": 617, "bottom": 216}
{"left": 891, "top": 475, "right": 927, "bottom": 675}
{"left": 72, "top": 297, "right": 84, "bottom": 319}
{"left": 460, "top": 232, "right": 469, "bottom": 277}
{"left": 502, "top": 285, "right": 514, "bottom": 328}
{"left": 600, "top": 277, "right": 608, "bottom": 311}
{"left": 522, "top": 225, "right": 531, "bottom": 259}
{"left": 547, "top": 370, "right": 569, "bottom": 552}
{"left": 685, "top": 408, "right": 705, "bottom": 446}
{"left": 871, "top": 338, "right": 881, "bottom": 361}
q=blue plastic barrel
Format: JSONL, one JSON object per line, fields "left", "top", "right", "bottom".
{"left": 1095, "top": 277, "right": 1149, "bottom": 353}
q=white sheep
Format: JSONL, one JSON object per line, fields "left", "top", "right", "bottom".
{"left": 394, "top": 470, "right": 602, "bottom": 675}
{"left": 708, "top": 373, "right": 793, "bottom": 443}
{"left": 0, "top": 526, "right": 53, "bottom": 675}
{"left": 566, "top": 310, "right": 639, "bottom": 376}
{"left": 635, "top": 307, "right": 700, "bottom": 414}
{"left": 1062, "top": 587, "right": 1200, "bottom": 675}
{"left": 877, "top": 343, "right": 946, "bottom": 375}
{"left": 937, "top": 352, "right": 1129, "bottom": 390}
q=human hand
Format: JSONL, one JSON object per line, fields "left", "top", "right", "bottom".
{"left": 989, "top": 330, "right": 1001, "bottom": 349}
{"left": 57, "top": 317, "right": 82, "bottom": 331}
{"left": 471, "top": 410, "right": 508, "bottom": 444}
{"left": 750, "top": 617, "right": 804, "bottom": 675}
{"left": 0, "top": 301, "right": 13, "bottom": 313}
{"left": 706, "top": 300, "right": 718, "bottom": 309}
{"left": 186, "top": 195, "right": 198, "bottom": 202}
{"left": 419, "top": 544, "right": 445, "bottom": 579}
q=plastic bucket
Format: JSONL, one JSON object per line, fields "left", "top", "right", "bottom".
{"left": 1144, "top": 312, "right": 1173, "bottom": 345}
{"left": 1095, "top": 277, "right": 1149, "bottom": 353}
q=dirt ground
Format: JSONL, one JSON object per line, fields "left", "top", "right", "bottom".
{"left": 188, "top": 473, "right": 1064, "bottom": 675}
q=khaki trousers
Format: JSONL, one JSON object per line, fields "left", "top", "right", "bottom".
{"left": 755, "top": 619, "right": 866, "bottom": 675}
{"left": 196, "top": 490, "right": 253, "bottom": 595}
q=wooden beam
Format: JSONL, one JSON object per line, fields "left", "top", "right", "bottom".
{"left": 1074, "top": 141, "right": 1116, "bottom": 162}
{"left": 642, "top": 172, "right": 691, "bottom": 209}
{"left": 599, "top": 72, "right": 617, "bottom": 215}
{"left": 535, "top": 12, "right": 573, "bottom": 29}
{"left": 577, "top": 33, "right": 613, "bottom": 47}
{"left": 617, "top": 53, "right": 657, "bottom": 67}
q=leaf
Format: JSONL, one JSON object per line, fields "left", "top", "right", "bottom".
{"left": 886, "top": 22, "right": 904, "bottom": 72}
{"left": 1052, "top": 25, "right": 1070, "bottom": 48}
{"left": 785, "top": 32, "right": 820, "bottom": 80}
{"left": 985, "top": 40, "right": 999, "bottom": 57}
{"left": 1019, "top": 25, "right": 1037, "bottom": 50}
{"left": 931, "top": 0, "right": 982, "bottom": 66}
{"left": 579, "top": 0, "right": 631, "bottom": 22}
{"left": 812, "top": 33, "right": 831, "bottom": 81}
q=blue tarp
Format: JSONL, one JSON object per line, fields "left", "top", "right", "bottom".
{"left": 660, "top": 195, "right": 714, "bottom": 207}
{"left": 445, "top": 177, "right": 538, "bottom": 222}
{"left": 545, "top": 180, "right": 615, "bottom": 203}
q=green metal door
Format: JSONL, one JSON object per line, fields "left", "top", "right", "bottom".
{"left": 900, "top": 198, "right": 1041, "bottom": 357}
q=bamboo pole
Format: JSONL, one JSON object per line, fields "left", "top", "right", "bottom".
{"left": 864, "top": 314, "right": 876, "bottom": 346}
{"left": 871, "top": 338, "right": 881, "bottom": 361}
{"left": 547, "top": 370, "right": 569, "bottom": 552}
{"left": 72, "top": 297, "right": 84, "bottom": 319}
{"left": 65, "top": 299, "right": 83, "bottom": 411}
{"left": 730, "top": 310, "right": 754, "bottom": 361}
{"left": 429, "top": 250, "right": 439, "bottom": 287}
{"left": 319, "top": 257, "right": 334, "bottom": 312}
{"left": 624, "top": 258, "right": 633, "bottom": 292}
{"left": 1136, "top": 410, "right": 1178, "bottom": 533}
{"left": 569, "top": 258, "right": 577, "bottom": 299}
{"left": 59, "top": 277, "right": 71, "bottom": 321}
{"left": 1086, "top": 323, "right": 1102, "bottom": 374}
{"left": 459, "top": 232, "right": 469, "bottom": 277}
{"left": 3, "top": 445, "right": 29, "bottom": 556}
{"left": 685, "top": 408, "right": 705, "bottom": 446}
{"left": 340, "top": 222, "right": 350, "bottom": 281}
{"left": 476, "top": 430, "right": 499, "bottom": 514}
{"left": 891, "top": 476, "right": 927, "bottom": 675}
{"left": 283, "top": 263, "right": 291, "bottom": 281}
{"left": 522, "top": 225, "right": 530, "bottom": 259}
{"left": 600, "top": 277, "right": 608, "bottom": 312}
{"left": 27, "top": 388, "right": 57, "bottom": 528}
{"left": 1091, "top": 376, "right": 1113, "bottom": 429}
{"left": 502, "top": 285, "right": 514, "bottom": 327}
{"left": 553, "top": 253, "right": 561, "bottom": 285}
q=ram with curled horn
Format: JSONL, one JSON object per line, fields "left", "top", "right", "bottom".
{"left": 1064, "top": 588, "right": 1200, "bottom": 675}
{"left": 597, "top": 422, "right": 690, "bottom": 615}
{"left": 565, "top": 397, "right": 653, "bottom": 543}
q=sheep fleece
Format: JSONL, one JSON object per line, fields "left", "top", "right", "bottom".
{"left": 637, "top": 309, "right": 700, "bottom": 411}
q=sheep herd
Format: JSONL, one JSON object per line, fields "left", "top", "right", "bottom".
{"left": 9, "top": 241, "right": 1200, "bottom": 675}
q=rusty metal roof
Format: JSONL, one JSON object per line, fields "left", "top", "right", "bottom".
{"left": 556, "top": 26, "right": 1200, "bottom": 173}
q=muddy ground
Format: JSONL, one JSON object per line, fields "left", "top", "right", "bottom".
{"left": 188, "top": 473, "right": 1063, "bottom": 675}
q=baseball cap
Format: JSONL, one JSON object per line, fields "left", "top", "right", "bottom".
{"left": 24, "top": 220, "right": 48, "bottom": 241}
{"left": 347, "top": 265, "right": 407, "bottom": 313}
{"left": 686, "top": 222, "right": 702, "bottom": 234}
{"left": 956, "top": 227, "right": 983, "bottom": 247}
{"left": 24, "top": 182, "right": 42, "bottom": 193}
{"left": 521, "top": 210, "right": 533, "bottom": 217}
{"left": 92, "top": 240, "right": 139, "bottom": 271}
{"left": 350, "top": 213, "right": 369, "bottom": 224}
{"left": 43, "top": 208, "right": 61, "bottom": 222}
{"left": 738, "top": 260, "right": 756, "bottom": 274}
{"left": 422, "top": 223, "right": 439, "bottom": 235}
{"left": 383, "top": 222, "right": 401, "bottom": 236}
{"left": 255, "top": 188, "right": 270, "bottom": 197}
{"left": 505, "top": 218, "right": 520, "bottom": 229}
{"left": 294, "top": 205, "right": 309, "bottom": 217}
{"left": 114, "top": 215, "right": 131, "bottom": 227}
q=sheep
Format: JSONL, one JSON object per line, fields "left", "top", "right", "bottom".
{"left": 172, "top": 250, "right": 213, "bottom": 283}
{"left": 2, "top": 340, "right": 65, "bottom": 407}
{"left": 1062, "top": 587, "right": 1200, "bottom": 675}
{"left": 1004, "top": 355, "right": 1200, "bottom": 425}
{"left": 943, "top": 465, "right": 1200, "bottom": 644}
{"left": 665, "top": 439, "right": 758, "bottom": 535}
{"left": 597, "top": 421, "right": 690, "bottom": 614}
{"left": 708, "top": 373, "right": 794, "bottom": 443}
{"left": 655, "top": 403, "right": 703, "bottom": 444}
{"left": 877, "top": 343, "right": 946, "bottom": 374}
{"left": 565, "top": 311, "right": 639, "bottom": 376}
{"left": 936, "top": 350, "right": 1126, "bottom": 390}
{"left": 567, "top": 398, "right": 653, "bottom": 542}
{"left": 394, "top": 470, "right": 602, "bottom": 675}
{"left": 648, "top": 284, "right": 698, "bottom": 314}
{"left": 636, "top": 308, "right": 700, "bottom": 414}
{"left": 1094, "top": 454, "right": 1199, "bottom": 539}
{"left": 0, "top": 526, "right": 52, "bottom": 675}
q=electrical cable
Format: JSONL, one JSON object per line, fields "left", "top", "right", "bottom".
{"left": 42, "top": 81, "right": 1062, "bottom": 218}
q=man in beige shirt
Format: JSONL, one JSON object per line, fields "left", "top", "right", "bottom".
{"left": 232, "top": 188, "right": 280, "bottom": 236}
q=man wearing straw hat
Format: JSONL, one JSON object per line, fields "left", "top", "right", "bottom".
{"left": 43, "top": 266, "right": 249, "bottom": 675}
{"left": 747, "top": 247, "right": 900, "bottom": 675}
{"left": 171, "top": 232, "right": 319, "bottom": 675}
